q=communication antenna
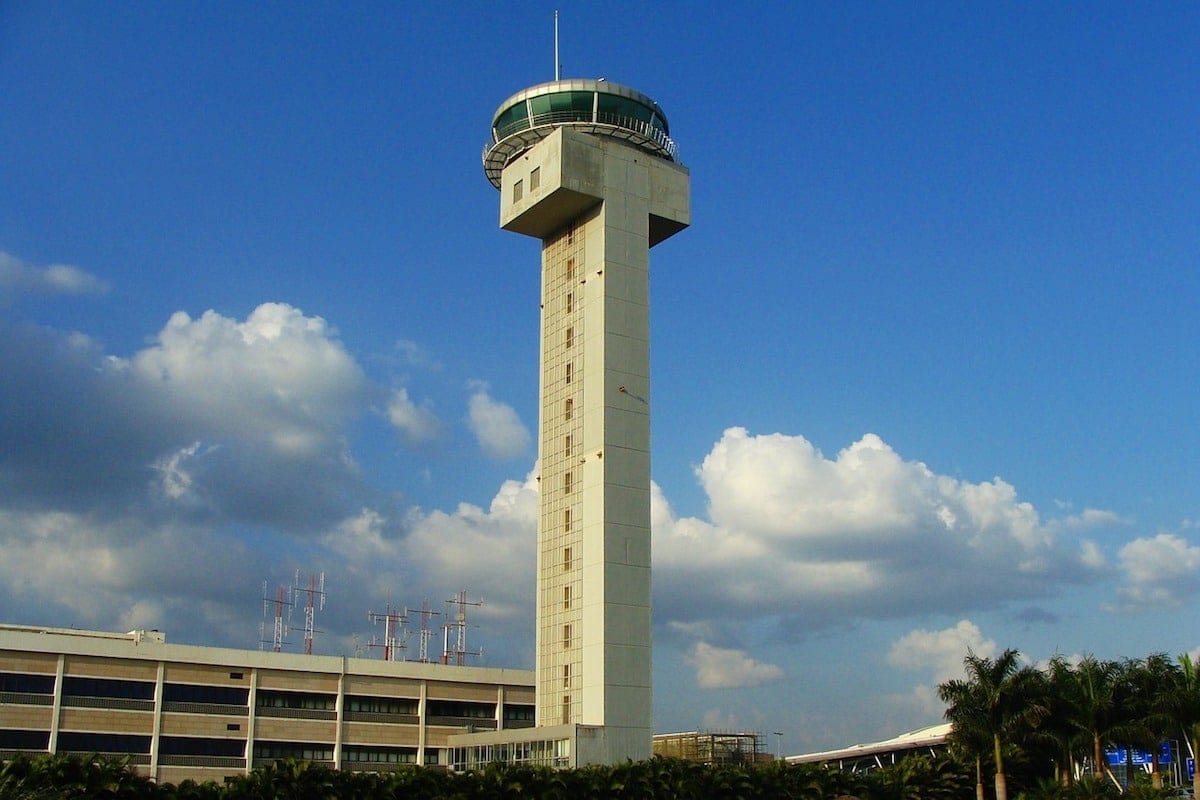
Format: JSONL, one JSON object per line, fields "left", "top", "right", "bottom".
{"left": 406, "top": 598, "right": 441, "bottom": 663}
{"left": 368, "top": 597, "right": 409, "bottom": 662}
{"left": 293, "top": 570, "right": 326, "bottom": 656}
{"left": 260, "top": 580, "right": 293, "bottom": 652}
{"left": 554, "top": 10, "right": 560, "bottom": 81}
{"left": 441, "top": 590, "right": 483, "bottom": 666}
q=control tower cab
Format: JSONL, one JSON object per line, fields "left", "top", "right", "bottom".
{"left": 483, "top": 79, "right": 679, "bottom": 188}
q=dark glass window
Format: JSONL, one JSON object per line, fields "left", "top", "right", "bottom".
{"left": 256, "top": 690, "right": 335, "bottom": 710}
{"left": 160, "top": 736, "right": 244, "bottom": 757}
{"left": 502, "top": 704, "right": 534, "bottom": 722}
{"left": 159, "top": 738, "right": 243, "bottom": 758}
{"left": 254, "top": 741, "right": 333, "bottom": 761}
{"left": 345, "top": 695, "right": 418, "bottom": 715}
{"left": 58, "top": 732, "right": 150, "bottom": 754}
{"left": 343, "top": 745, "right": 417, "bottom": 764}
{"left": 164, "top": 683, "right": 248, "bottom": 705}
{"left": 426, "top": 700, "right": 494, "bottom": 719}
{"left": 62, "top": 676, "right": 154, "bottom": 701}
{"left": 0, "top": 730, "right": 50, "bottom": 750}
{"left": 0, "top": 673, "right": 55, "bottom": 694}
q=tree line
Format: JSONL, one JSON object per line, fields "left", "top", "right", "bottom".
{"left": 939, "top": 650, "right": 1200, "bottom": 800}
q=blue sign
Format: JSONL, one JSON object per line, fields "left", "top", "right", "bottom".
{"left": 1105, "top": 743, "right": 1173, "bottom": 766}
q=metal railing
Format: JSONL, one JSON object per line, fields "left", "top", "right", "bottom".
{"left": 484, "top": 111, "right": 678, "bottom": 162}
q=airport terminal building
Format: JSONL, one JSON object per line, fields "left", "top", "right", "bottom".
{"left": 0, "top": 624, "right": 534, "bottom": 784}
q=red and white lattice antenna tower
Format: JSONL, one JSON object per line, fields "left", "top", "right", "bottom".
{"left": 292, "top": 570, "right": 326, "bottom": 656}
{"left": 260, "top": 580, "right": 293, "bottom": 652}
{"left": 441, "top": 590, "right": 483, "bottom": 666}
{"left": 368, "top": 597, "right": 408, "bottom": 662}
{"left": 405, "top": 599, "right": 440, "bottom": 663}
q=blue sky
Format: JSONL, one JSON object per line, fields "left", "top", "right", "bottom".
{"left": 1, "top": 2, "right": 1197, "bottom": 754}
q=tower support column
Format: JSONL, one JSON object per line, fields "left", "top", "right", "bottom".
{"left": 499, "top": 127, "right": 687, "bottom": 763}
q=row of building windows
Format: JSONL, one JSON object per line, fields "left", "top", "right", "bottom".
{"left": 0, "top": 672, "right": 54, "bottom": 694}
{"left": 60, "top": 732, "right": 151, "bottom": 754}
{"left": 254, "top": 741, "right": 333, "bottom": 762}
{"left": 1, "top": 673, "right": 516, "bottom": 724}
{"left": 0, "top": 729, "right": 458, "bottom": 767}
{"left": 161, "top": 736, "right": 244, "bottom": 757}
{"left": 425, "top": 700, "right": 494, "bottom": 719}
{"left": 163, "top": 682, "right": 248, "bottom": 706}
{"left": 257, "top": 690, "right": 335, "bottom": 710}
{"left": 502, "top": 704, "right": 534, "bottom": 722}
{"left": 0, "top": 729, "right": 50, "bottom": 750}
{"left": 62, "top": 676, "right": 154, "bottom": 701}
{"left": 345, "top": 695, "right": 418, "bottom": 715}
{"left": 343, "top": 745, "right": 418, "bottom": 764}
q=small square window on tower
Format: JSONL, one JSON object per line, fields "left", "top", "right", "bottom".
{"left": 564, "top": 398, "right": 573, "bottom": 420}
{"left": 566, "top": 292, "right": 573, "bottom": 313}
{"left": 563, "top": 547, "right": 572, "bottom": 571}
{"left": 562, "top": 624, "right": 571, "bottom": 649}
{"left": 563, "top": 585, "right": 571, "bottom": 610}
{"left": 530, "top": 166, "right": 540, "bottom": 191}
{"left": 566, "top": 257, "right": 575, "bottom": 280}
{"left": 564, "top": 434, "right": 571, "bottom": 457}
{"left": 563, "top": 471, "right": 572, "bottom": 494}
{"left": 513, "top": 179, "right": 523, "bottom": 203}
{"left": 563, "top": 507, "right": 571, "bottom": 531}
{"left": 562, "top": 694, "right": 571, "bottom": 724}
{"left": 562, "top": 663, "right": 571, "bottom": 687}
{"left": 565, "top": 362, "right": 572, "bottom": 384}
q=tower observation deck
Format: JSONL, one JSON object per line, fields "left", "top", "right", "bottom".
{"left": 483, "top": 79, "right": 679, "bottom": 189}
{"left": 451, "top": 77, "right": 688, "bottom": 770}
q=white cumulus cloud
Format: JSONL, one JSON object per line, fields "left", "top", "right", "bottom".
{"left": 131, "top": 303, "right": 365, "bottom": 457}
{"left": 887, "top": 620, "right": 997, "bottom": 683}
{"left": 686, "top": 641, "right": 784, "bottom": 689}
{"left": 0, "top": 250, "right": 110, "bottom": 297}
{"left": 387, "top": 388, "right": 442, "bottom": 444}
{"left": 655, "top": 428, "right": 1101, "bottom": 633}
{"left": 466, "top": 384, "right": 531, "bottom": 460}
{"left": 1111, "top": 533, "right": 1200, "bottom": 612}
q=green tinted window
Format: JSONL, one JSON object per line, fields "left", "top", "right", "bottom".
{"left": 494, "top": 102, "right": 530, "bottom": 137}
{"left": 597, "top": 94, "right": 654, "bottom": 127}
{"left": 546, "top": 91, "right": 593, "bottom": 119}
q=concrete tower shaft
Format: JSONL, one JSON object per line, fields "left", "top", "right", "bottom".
{"left": 500, "top": 124, "right": 687, "bottom": 763}
{"left": 452, "top": 79, "right": 688, "bottom": 769}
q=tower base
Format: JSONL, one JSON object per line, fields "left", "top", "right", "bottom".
{"left": 449, "top": 723, "right": 644, "bottom": 770}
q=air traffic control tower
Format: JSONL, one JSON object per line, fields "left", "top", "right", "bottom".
{"left": 449, "top": 79, "right": 689, "bottom": 768}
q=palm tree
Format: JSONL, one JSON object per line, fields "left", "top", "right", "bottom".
{"left": 938, "top": 648, "right": 1047, "bottom": 800}
{"left": 938, "top": 675, "right": 989, "bottom": 800}
{"left": 1164, "top": 653, "right": 1200, "bottom": 799}
{"left": 1069, "top": 656, "right": 1122, "bottom": 780}
{"left": 1124, "top": 653, "right": 1181, "bottom": 789}
{"left": 1040, "top": 656, "right": 1086, "bottom": 785}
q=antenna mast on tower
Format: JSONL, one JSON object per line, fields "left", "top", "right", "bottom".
{"left": 368, "top": 598, "right": 408, "bottom": 662}
{"left": 405, "top": 599, "right": 441, "bottom": 663}
{"left": 554, "top": 10, "right": 560, "bottom": 81}
{"left": 293, "top": 571, "right": 326, "bottom": 656}
{"left": 441, "top": 590, "right": 483, "bottom": 666}
{"left": 260, "top": 581, "right": 293, "bottom": 652}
